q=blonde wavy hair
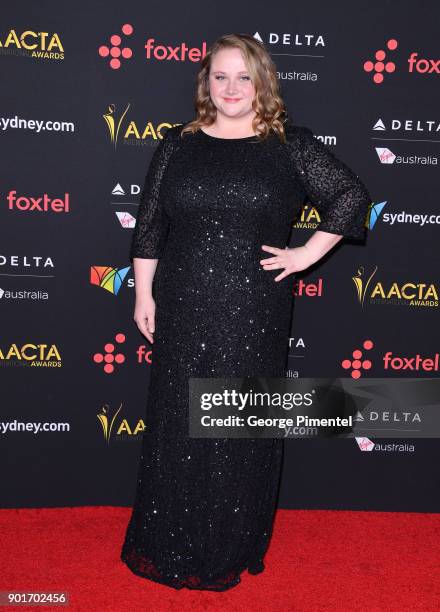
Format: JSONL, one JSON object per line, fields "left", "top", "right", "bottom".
{"left": 180, "top": 33, "right": 290, "bottom": 143}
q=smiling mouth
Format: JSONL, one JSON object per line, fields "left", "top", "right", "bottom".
{"left": 223, "top": 98, "right": 241, "bottom": 102}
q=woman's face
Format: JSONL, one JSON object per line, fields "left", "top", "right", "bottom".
{"left": 208, "top": 47, "right": 256, "bottom": 120}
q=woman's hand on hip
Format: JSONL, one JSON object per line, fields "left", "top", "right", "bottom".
{"left": 259, "top": 244, "right": 316, "bottom": 281}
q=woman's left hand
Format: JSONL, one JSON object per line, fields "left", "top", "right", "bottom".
{"left": 259, "top": 245, "right": 316, "bottom": 281}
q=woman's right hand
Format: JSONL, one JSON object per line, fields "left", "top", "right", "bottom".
{"left": 133, "top": 296, "right": 156, "bottom": 344}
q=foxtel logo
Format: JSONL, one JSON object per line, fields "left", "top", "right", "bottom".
{"left": 144, "top": 39, "right": 207, "bottom": 62}
{"left": 7, "top": 190, "right": 70, "bottom": 213}
{"left": 363, "top": 38, "right": 440, "bottom": 85}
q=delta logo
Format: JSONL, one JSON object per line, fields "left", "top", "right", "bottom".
{"left": 90, "top": 266, "right": 131, "bottom": 295}
{"left": 363, "top": 38, "right": 440, "bottom": 85}
{"left": 354, "top": 408, "right": 421, "bottom": 428}
{"left": 0, "top": 255, "right": 54, "bottom": 270}
{"left": 352, "top": 265, "right": 438, "bottom": 308}
{"left": 102, "top": 104, "right": 179, "bottom": 149}
{"left": 97, "top": 402, "right": 146, "bottom": 444}
{"left": 0, "top": 29, "right": 64, "bottom": 60}
{"left": 0, "top": 343, "right": 62, "bottom": 367}
{"left": 372, "top": 118, "right": 440, "bottom": 134}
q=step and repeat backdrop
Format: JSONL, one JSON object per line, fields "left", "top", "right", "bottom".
{"left": 1, "top": 2, "right": 439, "bottom": 511}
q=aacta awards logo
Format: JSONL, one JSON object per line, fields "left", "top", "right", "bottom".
{"left": 103, "top": 103, "right": 131, "bottom": 149}
{"left": 0, "top": 29, "right": 64, "bottom": 60}
{"left": 97, "top": 402, "right": 146, "bottom": 444}
{"left": 352, "top": 265, "right": 439, "bottom": 308}
{"left": 0, "top": 343, "right": 62, "bottom": 367}
{"left": 102, "top": 103, "right": 175, "bottom": 149}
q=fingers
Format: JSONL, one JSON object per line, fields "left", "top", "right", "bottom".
{"left": 274, "top": 269, "right": 290, "bottom": 282}
{"left": 259, "top": 255, "right": 278, "bottom": 265}
{"left": 260, "top": 252, "right": 288, "bottom": 269}
{"left": 147, "top": 318, "right": 155, "bottom": 335}
{"left": 135, "top": 316, "right": 155, "bottom": 344}
{"left": 260, "top": 244, "right": 296, "bottom": 280}
{"left": 261, "top": 244, "right": 281, "bottom": 255}
{"left": 261, "top": 260, "right": 294, "bottom": 279}
{"left": 261, "top": 262, "right": 284, "bottom": 270}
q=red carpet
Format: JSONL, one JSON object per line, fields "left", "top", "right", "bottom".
{"left": 0, "top": 507, "right": 438, "bottom": 611}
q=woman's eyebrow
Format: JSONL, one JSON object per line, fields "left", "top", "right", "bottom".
{"left": 211, "top": 70, "right": 249, "bottom": 74}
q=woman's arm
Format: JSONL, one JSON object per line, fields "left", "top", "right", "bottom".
{"left": 132, "top": 259, "right": 159, "bottom": 342}
{"left": 133, "top": 258, "right": 158, "bottom": 300}
{"left": 295, "top": 126, "right": 371, "bottom": 241}
{"left": 130, "top": 126, "right": 177, "bottom": 340}
{"left": 261, "top": 126, "right": 371, "bottom": 280}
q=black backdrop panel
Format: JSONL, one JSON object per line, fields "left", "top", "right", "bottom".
{"left": 1, "top": 1, "right": 439, "bottom": 511}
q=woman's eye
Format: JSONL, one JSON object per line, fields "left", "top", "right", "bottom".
{"left": 213, "top": 75, "right": 251, "bottom": 81}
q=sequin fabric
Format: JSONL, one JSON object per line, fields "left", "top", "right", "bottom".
{"left": 120, "top": 121, "right": 371, "bottom": 591}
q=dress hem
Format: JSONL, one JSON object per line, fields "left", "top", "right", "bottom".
{"left": 120, "top": 549, "right": 265, "bottom": 592}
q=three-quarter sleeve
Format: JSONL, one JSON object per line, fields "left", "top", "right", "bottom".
{"left": 295, "top": 126, "right": 371, "bottom": 240}
{"left": 129, "top": 127, "right": 176, "bottom": 261}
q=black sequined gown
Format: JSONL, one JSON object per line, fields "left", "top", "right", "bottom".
{"left": 120, "top": 121, "right": 370, "bottom": 590}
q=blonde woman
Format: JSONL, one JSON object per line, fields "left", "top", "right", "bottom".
{"left": 121, "top": 33, "right": 370, "bottom": 591}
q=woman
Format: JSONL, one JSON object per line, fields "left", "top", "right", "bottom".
{"left": 120, "top": 33, "right": 370, "bottom": 591}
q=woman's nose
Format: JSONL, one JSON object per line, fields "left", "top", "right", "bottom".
{"left": 225, "top": 84, "right": 238, "bottom": 94}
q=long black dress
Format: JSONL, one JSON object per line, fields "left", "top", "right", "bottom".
{"left": 120, "top": 120, "right": 370, "bottom": 590}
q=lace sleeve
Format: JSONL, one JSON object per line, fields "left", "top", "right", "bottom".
{"left": 292, "top": 126, "right": 371, "bottom": 240}
{"left": 129, "top": 126, "right": 176, "bottom": 261}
